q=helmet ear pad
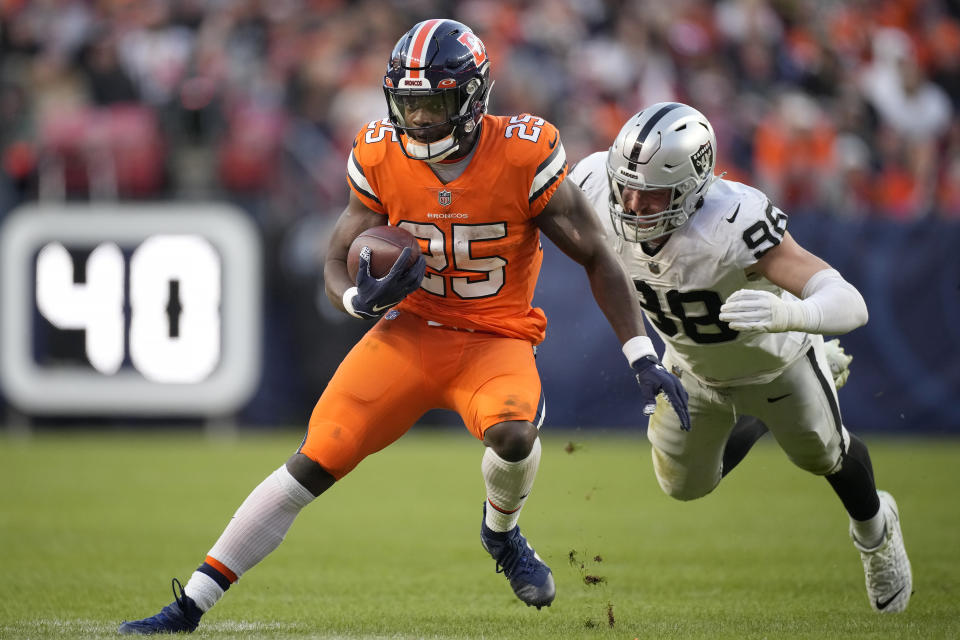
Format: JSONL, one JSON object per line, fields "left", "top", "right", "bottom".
{"left": 460, "top": 75, "right": 492, "bottom": 135}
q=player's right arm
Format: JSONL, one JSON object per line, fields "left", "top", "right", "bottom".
{"left": 719, "top": 231, "right": 868, "bottom": 335}
{"left": 324, "top": 192, "right": 425, "bottom": 320}
{"left": 324, "top": 192, "right": 388, "bottom": 315}
{"left": 327, "top": 124, "right": 426, "bottom": 319}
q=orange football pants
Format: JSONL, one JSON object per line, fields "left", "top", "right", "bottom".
{"left": 298, "top": 310, "right": 544, "bottom": 479}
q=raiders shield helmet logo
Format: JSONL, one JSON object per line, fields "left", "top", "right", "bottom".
{"left": 438, "top": 189, "right": 452, "bottom": 206}
{"left": 690, "top": 142, "right": 714, "bottom": 179}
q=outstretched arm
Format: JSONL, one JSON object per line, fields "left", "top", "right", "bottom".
{"left": 535, "top": 178, "right": 690, "bottom": 430}
{"left": 720, "top": 232, "right": 868, "bottom": 335}
{"left": 534, "top": 178, "right": 645, "bottom": 344}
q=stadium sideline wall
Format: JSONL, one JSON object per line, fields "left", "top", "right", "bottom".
{"left": 533, "top": 213, "right": 959, "bottom": 434}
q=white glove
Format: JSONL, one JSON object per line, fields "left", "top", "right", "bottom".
{"left": 824, "top": 338, "right": 853, "bottom": 389}
{"left": 721, "top": 270, "right": 867, "bottom": 335}
{"left": 720, "top": 291, "right": 854, "bottom": 387}
{"left": 719, "top": 289, "right": 805, "bottom": 333}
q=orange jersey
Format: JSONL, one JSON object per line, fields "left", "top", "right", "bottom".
{"left": 347, "top": 113, "right": 568, "bottom": 344}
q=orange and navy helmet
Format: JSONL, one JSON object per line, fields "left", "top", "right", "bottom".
{"left": 383, "top": 19, "right": 492, "bottom": 162}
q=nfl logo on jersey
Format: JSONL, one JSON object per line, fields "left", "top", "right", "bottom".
{"left": 438, "top": 189, "right": 452, "bottom": 206}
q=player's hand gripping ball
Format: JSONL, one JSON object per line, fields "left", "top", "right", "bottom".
{"left": 345, "top": 225, "right": 425, "bottom": 319}
{"left": 347, "top": 225, "right": 421, "bottom": 281}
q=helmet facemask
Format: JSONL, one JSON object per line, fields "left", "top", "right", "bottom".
{"left": 384, "top": 77, "right": 487, "bottom": 162}
{"left": 606, "top": 171, "right": 702, "bottom": 243}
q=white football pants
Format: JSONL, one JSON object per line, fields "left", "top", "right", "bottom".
{"left": 648, "top": 334, "right": 850, "bottom": 500}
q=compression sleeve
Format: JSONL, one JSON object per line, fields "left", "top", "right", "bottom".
{"left": 792, "top": 268, "right": 868, "bottom": 334}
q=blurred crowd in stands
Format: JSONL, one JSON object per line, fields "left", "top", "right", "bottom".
{"left": 2, "top": 0, "right": 959, "bottom": 222}
{"left": 1, "top": 0, "right": 958, "bottom": 423}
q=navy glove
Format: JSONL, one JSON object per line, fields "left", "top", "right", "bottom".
{"left": 631, "top": 355, "right": 691, "bottom": 431}
{"left": 346, "top": 246, "right": 426, "bottom": 319}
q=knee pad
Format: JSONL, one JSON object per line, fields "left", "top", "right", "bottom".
{"left": 285, "top": 453, "right": 336, "bottom": 497}
{"left": 483, "top": 420, "right": 538, "bottom": 462}
{"left": 651, "top": 447, "right": 718, "bottom": 501}
{"left": 298, "top": 419, "right": 365, "bottom": 480}
{"left": 784, "top": 427, "right": 848, "bottom": 476}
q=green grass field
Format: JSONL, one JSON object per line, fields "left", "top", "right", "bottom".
{"left": 1, "top": 428, "right": 958, "bottom": 639}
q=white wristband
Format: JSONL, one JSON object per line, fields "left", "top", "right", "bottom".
{"left": 342, "top": 286, "right": 362, "bottom": 319}
{"left": 622, "top": 335, "right": 656, "bottom": 365}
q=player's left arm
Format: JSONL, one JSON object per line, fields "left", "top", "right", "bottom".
{"left": 535, "top": 177, "right": 690, "bottom": 430}
{"left": 536, "top": 178, "right": 646, "bottom": 344}
{"left": 719, "top": 231, "right": 868, "bottom": 334}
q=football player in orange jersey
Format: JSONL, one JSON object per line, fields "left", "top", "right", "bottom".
{"left": 118, "top": 20, "right": 688, "bottom": 634}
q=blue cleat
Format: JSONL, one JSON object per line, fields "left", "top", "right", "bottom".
{"left": 480, "top": 503, "right": 556, "bottom": 609}
{"left": 118, "top": 578, "right": 202, "bottom": 635}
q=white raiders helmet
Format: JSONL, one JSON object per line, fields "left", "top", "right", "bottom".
{"left": 606, "top": 102, "right": 718, "bottom": 242}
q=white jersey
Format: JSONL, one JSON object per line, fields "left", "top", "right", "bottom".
{"left": 571, "top": 151, "right": 811, "bottom": 387}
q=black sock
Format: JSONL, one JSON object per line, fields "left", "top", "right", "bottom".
{"left": 721, "top": 416, "right": 769, "bottom": 478}
{"left": 825, "top": 434, "right": 880, "bottom": 521}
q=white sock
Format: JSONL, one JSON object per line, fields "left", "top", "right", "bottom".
{"left": 183, "top": 571, "right": 223, "bottom": 612}
{"left": 203, "top": 466, "right": 315, "bottom": 588}
{"left": 850, "top": 500, "right": 886, "bottom": 549}
{"left": 482, "top": 438, "right": 541, "bottom": 532}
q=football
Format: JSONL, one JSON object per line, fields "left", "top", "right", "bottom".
{"left": 347, "top": 225, "right": 421, "bottom": 281}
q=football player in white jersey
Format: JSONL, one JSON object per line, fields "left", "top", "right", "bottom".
{"left": 569, "top": 102, "right": 912, "bottom": 613}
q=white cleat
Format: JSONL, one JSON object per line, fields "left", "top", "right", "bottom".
{"left": 852, "top": 490, "right": 913, "bottom": 613}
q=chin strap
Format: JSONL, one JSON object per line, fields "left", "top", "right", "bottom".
{"left": 402, "top": 134, "right": 459, "bottom": 162}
